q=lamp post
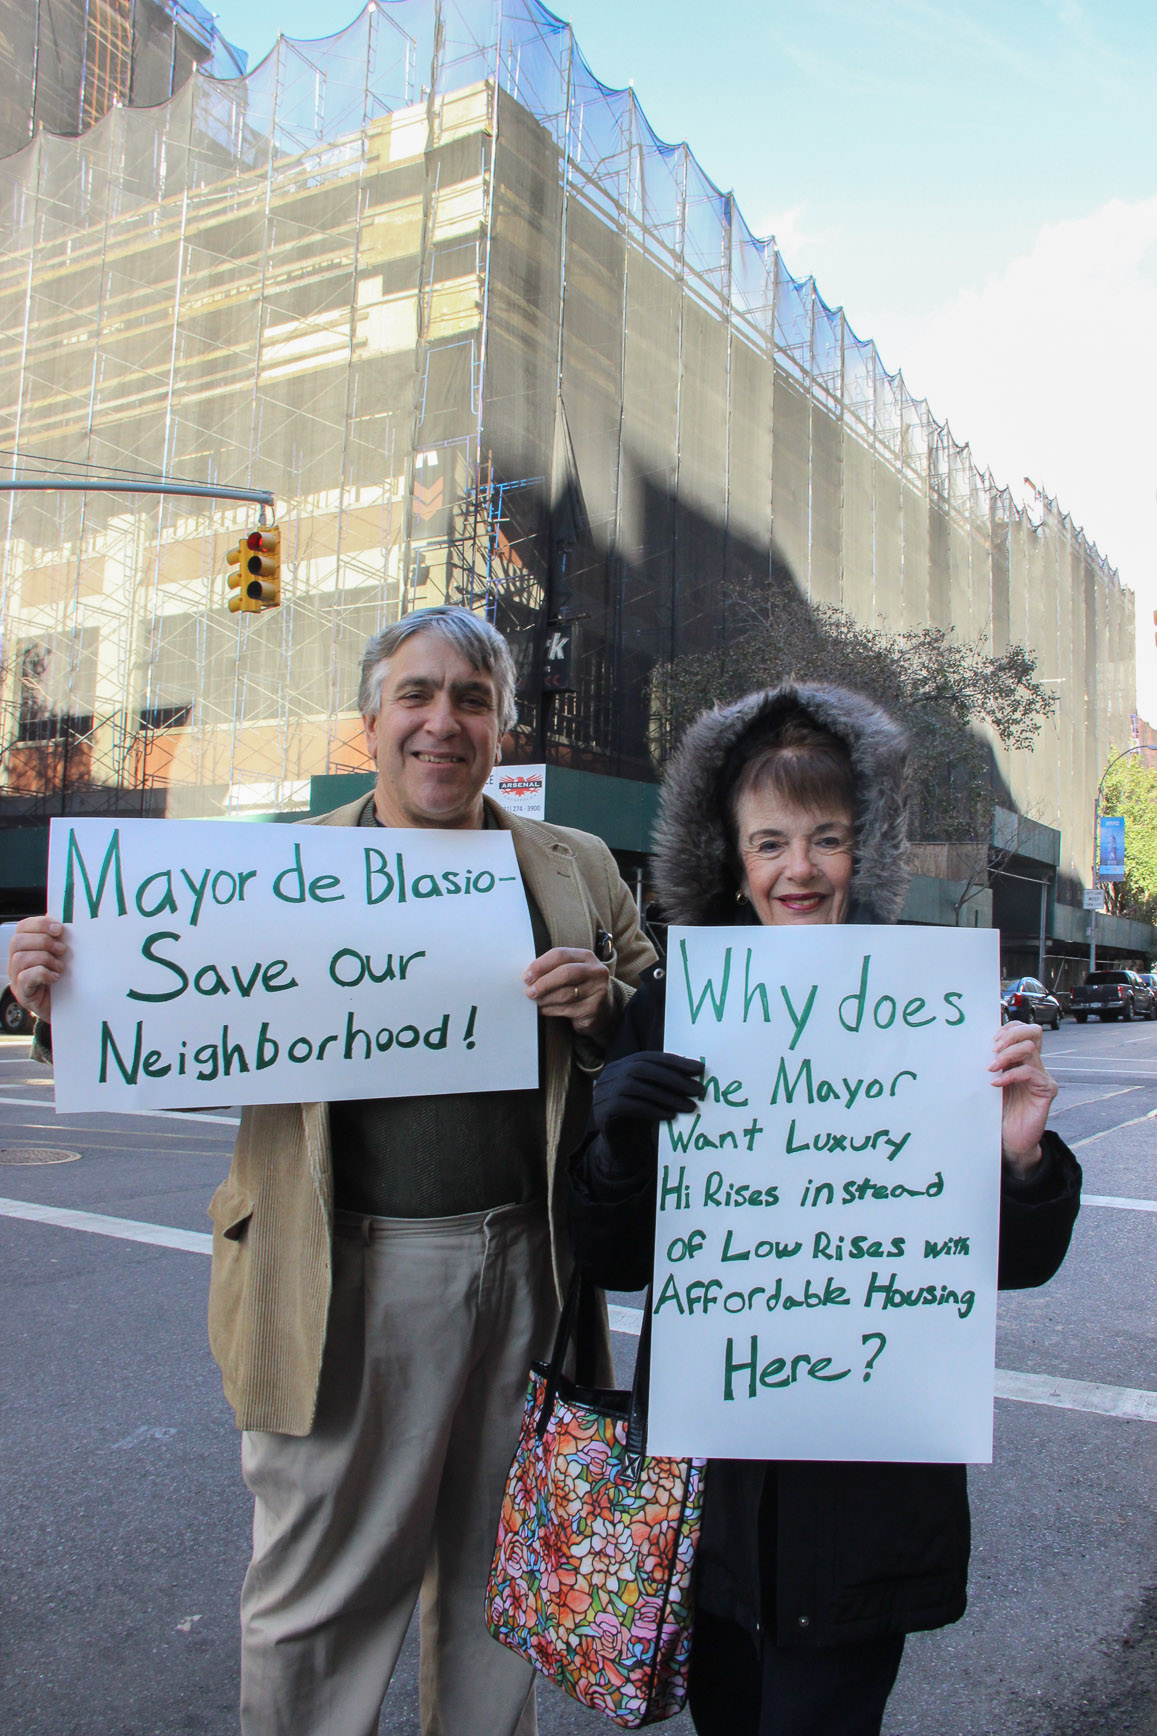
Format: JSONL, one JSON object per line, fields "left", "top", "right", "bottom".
{"left": 1089, "top": 743, "right": 1157, "bottom": 971}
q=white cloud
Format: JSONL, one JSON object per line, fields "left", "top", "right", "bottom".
{"left": 869, "top": 197, "right": 1157, "bottom": 717}
{"left": 752, "top": 204, "right": 820, "bottom": 272}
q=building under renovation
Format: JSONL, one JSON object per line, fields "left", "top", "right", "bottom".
{"left": 0, "top": 0, "right": 1146, "bottom": 960}
{"left": 0, "top": 0, "right": 245, "bottom": 159}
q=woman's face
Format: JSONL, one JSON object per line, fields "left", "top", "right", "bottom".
{"left": 735, "top": 788, "right": 855, "bottom": 926}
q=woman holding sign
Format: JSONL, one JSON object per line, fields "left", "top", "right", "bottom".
{"left": 570, "top": 684, "right": 1080, "bottom": 1736}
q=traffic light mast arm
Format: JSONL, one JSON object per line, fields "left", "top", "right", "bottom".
{"left": 0, "top": 478, "right": 275, "bottom": 514}
{"left": 0, "top": 472, "right": 282, "bottom": 616}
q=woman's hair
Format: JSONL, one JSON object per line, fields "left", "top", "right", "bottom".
{"left": 727, "top": 717, "right": 855, "bottom": 833}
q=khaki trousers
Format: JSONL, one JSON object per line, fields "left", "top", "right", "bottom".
{"left": 239, "top": 1202, "right": 557, "bottom": 1736}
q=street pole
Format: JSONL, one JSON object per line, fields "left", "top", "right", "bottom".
{"left": 1090, "top": 787, "right": 1100, "bottom": 974}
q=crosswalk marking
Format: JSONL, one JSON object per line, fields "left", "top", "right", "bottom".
{"left": 992, "top": 1368, "right": 1157, "bottom": 1422}
{"left": 0, "top": 1196, "right": 212, "bottom": 1254}
{"left": 0, "top": 1093, "right": 240, "bottom": 1127}
{"left": 3, "top": 1199, "right": 1153, "bottom": 1427}
{"left": 1073, "top": 1106, "right": 1157, "bottom": 1147}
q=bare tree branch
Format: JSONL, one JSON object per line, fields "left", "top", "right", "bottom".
{"left": 655, "top": 590, "right": 1056, "bottom": 851}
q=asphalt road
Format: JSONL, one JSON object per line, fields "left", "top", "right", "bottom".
{"left": 0, "top": 1015, "right": 1154, "bottom": 1735}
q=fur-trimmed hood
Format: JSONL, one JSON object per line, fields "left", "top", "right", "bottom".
{"left": 652, "top": 683, "right": 912, "bottom": 926}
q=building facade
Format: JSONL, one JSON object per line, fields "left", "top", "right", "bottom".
{"left": 0, "top": 0, "right": 1138, "bottom": 939}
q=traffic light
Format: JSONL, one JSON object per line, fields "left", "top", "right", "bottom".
{"left": 227, "top": 539, "right": 257, "bottom": 613}
{"left": 227, "top": 526, "right": 281, "bottom": 614}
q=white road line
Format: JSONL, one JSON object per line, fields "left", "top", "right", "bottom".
{"left": 1073, "top": 1107, "right": 1157, "bottom": 1146}
{"left": 0, "top": 1197, "right": 211, "bottom": 1254}
{"left": 993, "top": 1369, "right": 1157, "bottom": 1423}
{"left": 4, "top": 1204, "right": 1154, "bottom": 1427}
{"left": 608, "top": 1304, "right": 1157, "bottom": 1422}
{"left": 1050, "top": 1064, "right": 1157, "bottom": 1077}
{"left": 1053, "top": 1086, "right": 1138, "bottom": 1112}
{"left": 0, "top": 1094, "right": 239, "bottom": 1127}
{"left": 1083, "top": 1194, "right": 1157, "bottom": 1213}
{"left": 609, "top": 1302, "right": 1157, "bottom": 1421}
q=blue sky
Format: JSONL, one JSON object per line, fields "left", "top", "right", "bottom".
{"left": 211, "top": 0, "right": 1157, "bottom": 712}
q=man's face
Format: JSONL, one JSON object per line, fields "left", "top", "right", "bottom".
{"left": 363, "top": 633, "right": 502, "bottom": 829}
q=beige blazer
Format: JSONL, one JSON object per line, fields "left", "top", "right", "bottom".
{"left": 206, "top": 794, "right": 655, "bottom": 1434}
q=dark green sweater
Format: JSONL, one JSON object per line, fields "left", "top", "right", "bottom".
{"left": 328, "top": 801, "right": 549, "bottom": 1218}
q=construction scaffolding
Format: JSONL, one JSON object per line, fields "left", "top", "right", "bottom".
{"left": 0, "top": 0, "right": 246, "bottom": 159}
{"left": 0, "top": 0, "right": 1135, "bottom": 889}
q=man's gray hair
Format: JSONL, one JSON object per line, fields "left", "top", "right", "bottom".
{"left": 358, "top": 606, "right": 518, "bottom": 732}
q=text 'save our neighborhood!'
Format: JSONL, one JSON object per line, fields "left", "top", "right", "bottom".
{"left": 651, "top": 925, "right": 1003, "bottom": 1465}
{"left": 46, "top": 818, "right": 538, "bottom": 1114}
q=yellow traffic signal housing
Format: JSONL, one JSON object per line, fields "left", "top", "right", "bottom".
{"left": 244, "top": 526, "right": 281, "bottom": 608}
{"left": 227, "top": 525, "right": 281, "bottom": 614}
{"left": 227, "top": 538, "right": 259, "bottom": 613}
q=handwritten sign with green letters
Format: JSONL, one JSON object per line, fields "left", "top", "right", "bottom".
{"left": 46, "top": 818, "right": 538, "bottom": 1113}
{"left": 649, "top": 924, "right": 1002, "bottom": 1464}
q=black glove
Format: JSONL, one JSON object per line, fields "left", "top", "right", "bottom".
{"left": 592, "top": 1051, "right": 705, "bottom": 1135}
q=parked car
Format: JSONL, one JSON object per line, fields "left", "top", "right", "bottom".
{"left": 1070, "top": 969, "right": 1157, "bottom": 1023}
{"left": 0, "top": 921, "right": 35, "bottom": 1036}
{"left": 1001, "top": 976, "right": 1063, "bottom": 1030}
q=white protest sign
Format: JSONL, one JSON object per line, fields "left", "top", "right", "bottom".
{"left": 46, "top": 818, "right": 538, "bottom": 1114}
{"left": 649, "top": 924, "right": 1003, "bottom": 1464}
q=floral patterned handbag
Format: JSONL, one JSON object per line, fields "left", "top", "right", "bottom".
{"left": 486, "top": 1275, "right": 706, "bottom": 1727}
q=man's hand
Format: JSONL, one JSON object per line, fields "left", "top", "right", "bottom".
{"left": 524, "top": 947, "right": 614, "bottom": 1043}
{"left": 8, "top": 916, "right": 67, "bottom": 1024}
{"left": 990, "top": 1020, "right": 1058, "bottom": 1178}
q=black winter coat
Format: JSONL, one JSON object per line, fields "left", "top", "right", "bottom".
{"left": 570, "top": 965, "right": 1082, "bottom": 1651}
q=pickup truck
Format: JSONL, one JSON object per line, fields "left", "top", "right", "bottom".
{"left": 1070, "top": 969, "right": 1157, "bottom": 1024}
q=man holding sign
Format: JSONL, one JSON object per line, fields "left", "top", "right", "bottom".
{"left": 570, "top": 684, "right": 1080, "bottom": 1736}
{"left": 9, "top": 607, "right": 654, "bottom": 1736}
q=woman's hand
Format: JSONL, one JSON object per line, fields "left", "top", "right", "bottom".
{"left": 592, "top": 1051, "right": 705, "bottom": 1135}
{"left": 990, "top": 1020, "right": 1058, "bottom": 1178}
{"left": 524, "top": 947, "right": 614, "bottom": 1043}
{"left": 7, "top": 916, "right": 67, "bottom": 1024}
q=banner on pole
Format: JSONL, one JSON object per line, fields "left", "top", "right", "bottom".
{"left": 649, "top": 924, "right": 1003, "bottom": 1464}
{"left": 46, "top": 818, "right": 538, "bottom": 1114}
{"left": 1098, "top": 816, "right": 1125, "bottom": 882}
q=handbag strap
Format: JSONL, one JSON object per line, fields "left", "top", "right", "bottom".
{"left": 623, "top": 1295, "right": 653, "bottom": 1480}
{"left": 536, "top": 1267, "right": 584, "bottom": 1438}
{"left": 536, "top": 1270, "right": 654, "bottom": 1480}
